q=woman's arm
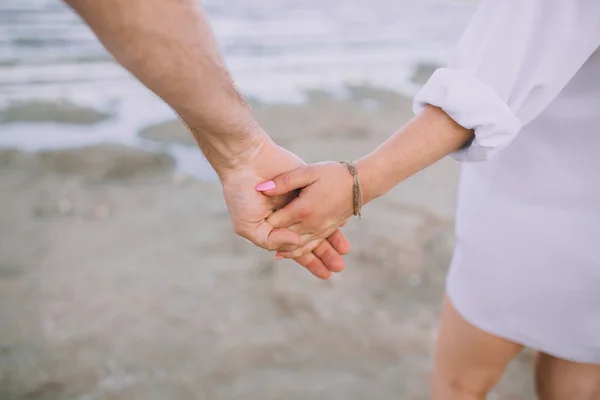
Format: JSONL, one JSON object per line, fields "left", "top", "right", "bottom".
{"left": 260, "top": 0, "right": 600, "bottom": 259}
{"left": 258, "top": 106, "right": 471, "bottom": 258}
{"left": 357, "top": 105, "right": 472, "bottom": 204}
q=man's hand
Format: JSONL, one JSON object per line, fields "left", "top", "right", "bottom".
{"left": 219, "top": 135, "right": 350, "bottom": 279}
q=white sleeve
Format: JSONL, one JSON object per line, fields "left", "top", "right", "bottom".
{"left": 413, "top": 0, "right": 600, "bottom": 162}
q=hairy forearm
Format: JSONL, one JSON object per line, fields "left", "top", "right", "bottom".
{"left": 65, "top": 0, "right": 266, "bottom": 174}
{"left": 356, "top": 105, "right": 474, "bottom": 203}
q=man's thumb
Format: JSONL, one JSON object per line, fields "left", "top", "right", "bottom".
{"left": 256, "top": 167, "right": 314, "bottom": 196}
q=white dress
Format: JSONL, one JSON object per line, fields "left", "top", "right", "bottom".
{"left": 414, "top": 0, "right": 600, "bottom": 363}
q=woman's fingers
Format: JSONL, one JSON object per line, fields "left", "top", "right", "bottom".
{"left": 268, "top": 162, "right": 354, "bottom": 235}
{"left": 289, "top": 237, "right": 347, "bottom": 277}
{"left": 327, "top": 229, "right": 350, "bottom": 255}
{"left": 270, "top": 225, "right": 350, "bottom": 256}
{"left": 258, "top": 166, "right": 322, "bottom": 241}
{"left": 256, "top": 166, "right": 316, "bottom": 196}
{"left": 239, "top": 221, "right": 301, "bottom": 251}
{"left": 265, "top": 227, "right": 302, "bottom": 250}
{"left": 266, "top": 197, "right": 313, "bottom": 230}
{"left": 276, "top": 223, "right": 339, "bottom": 254}
{"left": 278, "top": 230, "right": 349, "bottom": 270}
{"left": 313, "top": 239, "right": 345, "bottom": 272}
{"left": 276, "top": 238, "right": 322, "bottom": 260}
{"left": 292, "top": 252, "right": 332, "bottom": 280}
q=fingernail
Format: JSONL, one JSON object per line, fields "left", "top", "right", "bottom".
{"left": 273, "top": 255, "right": 284, "bottom": 260}
{"left": 256, "top": 180, "right": 276, "bottom": 191}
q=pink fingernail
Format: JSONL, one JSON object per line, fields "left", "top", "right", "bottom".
{"left": 256, "top": 180, "right": 276, "bottom": 191}
{"left": 273, "top": 255, "right": 284, "bottom": 260}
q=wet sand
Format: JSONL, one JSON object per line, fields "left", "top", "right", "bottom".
{"left": 1, "top": 101, "right": 113, "bottom": 125}
{"left": 0, "top": 92, "right": 535, "bottom": 399}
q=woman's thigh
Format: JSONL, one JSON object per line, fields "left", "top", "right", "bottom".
{"left": 535, "top": 353, "right": 600, "bottom": 400}
{"left": 431, "top": 295, "right": 523, "bottom": 400}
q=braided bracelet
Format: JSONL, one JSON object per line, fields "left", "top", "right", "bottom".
{"left": 340, "top": 161, "right": 363, "bottom": 218}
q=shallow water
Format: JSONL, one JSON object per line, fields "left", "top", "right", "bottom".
{"left": 0, "top": 0, "right": 477, "bottom": 177}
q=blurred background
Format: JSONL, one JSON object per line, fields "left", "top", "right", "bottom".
{"left": 0, "top": 1, "right": 536, "bottom": 399}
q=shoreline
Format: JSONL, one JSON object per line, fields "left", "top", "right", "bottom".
{"left": 0, "top": 83, "right": 424, "bottom": 181}
{"left": 0, "top": 84, "right": 417, "bottom": 181}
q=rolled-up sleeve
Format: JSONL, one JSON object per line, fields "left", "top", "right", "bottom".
{"left": 413, "top": 0, "right": 600, "bottom": 162}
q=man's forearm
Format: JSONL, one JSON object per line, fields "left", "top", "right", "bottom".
{"left": 65, "top": 0, "right": 266, "bottom": 174}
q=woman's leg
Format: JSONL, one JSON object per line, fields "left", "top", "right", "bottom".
{"left": 431, "top": 296, "right": 523, "bottom": 400}
{"left": 535, "top": 353, "right": 600, "bottom": 400}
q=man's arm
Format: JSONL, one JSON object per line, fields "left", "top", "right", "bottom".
{"left": 64, "top": 0, "right": 351, "bottom": 278}
{"left": 65, "top": 0, "right": 262, "bottom": 176}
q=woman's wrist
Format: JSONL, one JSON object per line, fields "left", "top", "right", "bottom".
{"left": 354, "top": 105, "right": 474, "bottom": 208}
{"left": 355, "top": 153, "right": 391, "bottom": 205}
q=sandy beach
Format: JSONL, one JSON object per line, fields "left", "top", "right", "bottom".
{"left": 0, "top": 90, "right": 536, "bottom": 399}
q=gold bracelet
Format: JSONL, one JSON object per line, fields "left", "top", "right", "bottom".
{"left": 340, "top": 161, "right": 363, "bottom": 218}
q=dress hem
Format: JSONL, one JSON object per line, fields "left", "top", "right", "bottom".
{"left": 446, "top": 286, "right": 600, "bottom": 365}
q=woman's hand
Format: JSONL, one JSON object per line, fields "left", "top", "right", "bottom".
{"left": 256, "top": 161, "right": 356, "bottom": 259}
{"left": 221, "top": 143, "right": 351, "bottom": 279}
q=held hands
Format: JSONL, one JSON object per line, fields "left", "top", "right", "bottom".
{"left": 220, "top": 140, "right": 351, "bottom": 279}
{"left": 256, "top": 161, "right": 358, "bottom": 259}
